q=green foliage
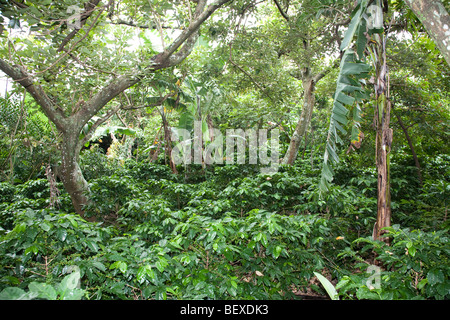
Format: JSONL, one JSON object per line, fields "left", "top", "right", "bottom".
{"left": 0, "top": 271, "right": 85, "bottom": 300}
{"left": 79, "top": 145, "right": 115, "bottom": 180}
{"left": 336, "top": 225, "right": 450, "bottom": 300}
{"left": 0, "top": 154, "right": 448, "bottom": 300}
{"left": 0, "top": 182, "right": 16, "bottom": 203}
{"left": 1, "top": 0, "right": 449, "bottom": 302}
{"left": 319, "top": 48, "right": 371, "bottom": 192}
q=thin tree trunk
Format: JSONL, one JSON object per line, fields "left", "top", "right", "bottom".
{"left": 374, "top": 111, "right": 392, "bottom": 243}
{"left": 372, "top": 30, "right": 392, "bottom": 243}
{"left": 395, "top": 112, "right": 423, "bottom": 186}
{"left": 161, "top": 109, "right": 177, "bottom": 174}
{"left": 282, "top": 76, "right": 315, "bottom": 165}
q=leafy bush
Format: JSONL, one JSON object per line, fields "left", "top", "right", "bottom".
{"left": 336, "top": 225, "right": 450, "bottom": 300}
{"left": 0, "top": 160, "right": 448, "bottom": 300}
{"left": 79, "top": 146, "right": 115, "bottom": 180}
{"left": 16, "top": 179, "right": 50, "bottom": 200}
{"left": 85, "top": 175, "right": 142, "bottom": 217}
{"left": 0, "top": 271, "right": 85, "bottom": 300}
{"left": 123, "top": 160, "right": 177, "bottom": 181}
{"left": 0, "top": 182, "right": 16, "bottom": 203}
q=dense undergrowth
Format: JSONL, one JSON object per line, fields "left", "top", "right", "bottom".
{"left": 0, "top": 150, "right": 449, "bottom": 300}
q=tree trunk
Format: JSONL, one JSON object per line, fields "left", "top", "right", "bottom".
{"left": 374, "top": 113, "right": 392, "bottom": 242}
{"left": 161, "top": 109, "right": 178, "bottom": 174}
{"left": 59, "top": 130, "right": 92, "bottom": 220}
{"left": 395, "top": 112, "right": 423, "bottom": 186}
{"left": 403, "top": 0, "right": 450, "bottom": 66}
{"left": 282, "top": 76, "right": 315, "bottom": 165}
{"left": 372, "top": 29, "right": 392, "bottom": 243}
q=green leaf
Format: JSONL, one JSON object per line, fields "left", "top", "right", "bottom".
{"left": 41, "top": 221, "right": 51, "bottom": 232}
{"left": 0, "top": 287, "right": 35, "bottom": 300}
{"left": 406, "top": 242, "right": 416, "bottom": 257}
{"left": 116, "top": 127, "right": 136, "bottom": 136}
{"left": 179, "top": 111, "right": 195, "bottom": 131}
{"left": 341, "top": 62, "right": 372, "bottom": 76}
{"left": 67, "top": 215, "right": 78, "bottom": 228}
{"left": 427, "top": 269, "right": 445, "bottom": 286}
{"left": 228, "top": 285, "right": 237, "bottom": 297}
{"left": 356, "top": 287, "right": 380, "bottom": 300}
{"left": 92, "top": 261, "right": 106, "bottom": 272}
{"left": 340, "top": 1, "right": 369, "bottom": 51}
{"left": 60, "top": 288, "right": 85, "bottom": 300}
{"left": 156, "top": 257, "right": 168, "bottom": 273}
{"left": 59, "top": 272, "right": 81, "bottom": 292}
{"left": 25, "top": 244, "right": 39, "bottom": 255}
{"left": 56, "top": 228, "right": 67, "bottom": 241}
{"left": 28, "top": 282, "right": 57, "bottom": 300}
{"left": 417, "top": 278, "right": 428, "bottom": 290}
{"left": 110, "top": 261, "right": 128, "bottom": 273}
{"left": 313, "top": 272, "right": 339, "bottom": 300}
{"left": 137, "top": 265, "right": 151, "bottom": 282}
{"left": 86, "top": 240, "right": 99, "bottom": 252}
{"left": 273, "top": 245, "right": 283, "bottom": 259}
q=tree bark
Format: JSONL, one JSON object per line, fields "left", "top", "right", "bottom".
{"left": 403, "top": 0, "right": 450, "bottom": 66}
{"left": 59, "top": 131, "right": 92, "bottom": 220}
{"left": 374, "top": 110, "right": 392, "bottom": 243}
{"left": 372, "top": 30, "right": 392, "bottom": 243}
{"left": 282, "top": 69, "right": 328, "bottom": 165}
{"left": 282, "top": 75, "right": 315, "bottom": 165}
{"left": 160, "top": 108, "right": 178, "bottom": 174}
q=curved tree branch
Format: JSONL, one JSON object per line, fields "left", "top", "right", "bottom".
{"left": 273, "top": 0, "right": 289, "bottom": 21}
{"left": 57, "top": 0, "right": 102, "bottom": 52}
{"left": 0, "top": 58, "right": 67, "bottom": 131}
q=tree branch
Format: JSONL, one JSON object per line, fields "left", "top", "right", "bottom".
{"left": 120, "top": 92, "right": 175, "bottom": 110}
{"left": 273, "top": 0, "right": 289, "bottom": 21}
{"left": 57, "top": 0, "right": 102, "bottom": 52}
{"left": 0, "top": 58, "right": 67, "bottom": 131}
{"left": 152, "top": 0, "right": 231, "bottom": 69}
{"left": 77, "top": 0, "right": 232, "bottom": 128}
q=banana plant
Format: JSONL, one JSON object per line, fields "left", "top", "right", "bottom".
{"left": 319, "top": 0, "right": 392, "bottom": 242}
{"left": 80, "top": 116, "right": 136, "bottom": 148}
{"left": 174, "top": 76, "right": 222, "bottom": 163}
{"left": 178, "top": 77, "right": 220, "bottom": 137}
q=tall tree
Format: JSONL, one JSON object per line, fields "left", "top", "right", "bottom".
{"left": 0, "top": 0, "right": 232, "bottom": 218}
{"left": 272, "top": 0, "right": 354, "bottom": 165}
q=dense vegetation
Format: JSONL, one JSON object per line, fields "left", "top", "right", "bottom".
{"left": 0, "top": 0, "right": 449, "bottom": 300}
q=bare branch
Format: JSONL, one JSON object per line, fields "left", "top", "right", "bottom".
{"left": 121, "top": 92, "right": 176, "bottom": 110}
{"left": 273, "top": 0, "right": 289, "bottom": 21}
